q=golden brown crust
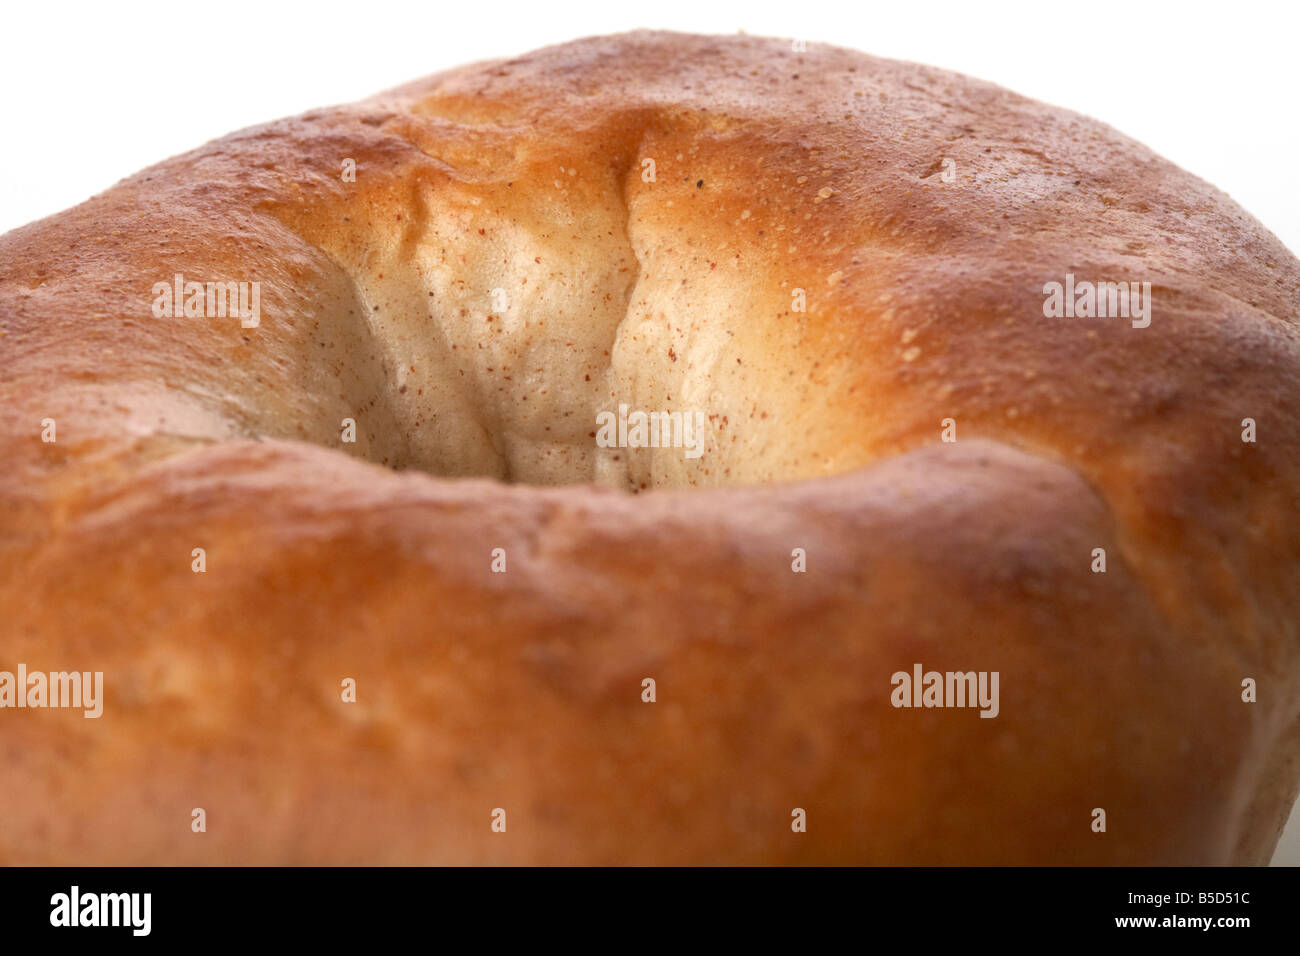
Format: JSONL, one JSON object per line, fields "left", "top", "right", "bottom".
{"left": 0, "top": 31, "right": 1297, "bottom": 863}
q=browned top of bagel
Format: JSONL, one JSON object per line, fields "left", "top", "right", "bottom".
{"left": 0, "top": 31, "right": 1297, "bottom": 864}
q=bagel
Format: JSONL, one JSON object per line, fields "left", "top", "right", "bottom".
{"left": 1, "top": 30, "right": 1298, "bottom": 865}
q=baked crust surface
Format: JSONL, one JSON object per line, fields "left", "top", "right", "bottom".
{"left": 0, "top": 31, "right": 1297, "bottom": 863}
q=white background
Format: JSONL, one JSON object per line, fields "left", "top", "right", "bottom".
{"left": 2, "top": 0, "right": 1297, "bottom": 864}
